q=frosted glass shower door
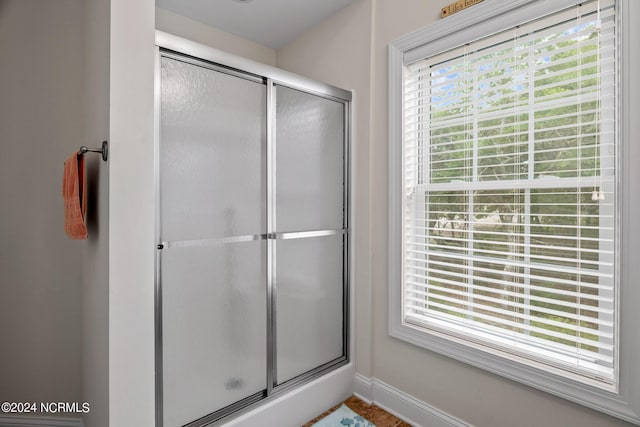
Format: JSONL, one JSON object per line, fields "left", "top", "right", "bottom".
{"left": 274, "top": 86, "right": 346, "bottom": 384}
{"left": 159, "top": 56, "right": 267, "bottom": 427}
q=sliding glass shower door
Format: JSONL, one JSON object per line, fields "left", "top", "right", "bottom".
{"left": 157, "top": 49, "right": 349, "bottom": 427}
{"left": 160, "top": 56, "right": 267, "bottom": 427}
{"left": 274, "top": 86, "right": 346, "bottom": 385}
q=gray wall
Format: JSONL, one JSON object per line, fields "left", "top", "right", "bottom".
{"left": 0, "top": 0, "right": 84, "bottom": 406}
{"left": 156, "top": 7, "right": 277, "bottom": 67}
{"left": 0, "top": 3, "right": 110, "bottom": 425}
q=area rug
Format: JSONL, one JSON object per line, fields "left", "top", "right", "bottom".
{"left": 311, "top": 404, "right": 376, "bottom": 427}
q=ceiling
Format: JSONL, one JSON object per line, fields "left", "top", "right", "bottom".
{"left": 156, "top": 0, "right": 356, "bottom": 49}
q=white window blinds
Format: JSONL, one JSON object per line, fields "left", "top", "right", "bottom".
{"left": 403, "top": 0, "right": 617, "bottom": 385}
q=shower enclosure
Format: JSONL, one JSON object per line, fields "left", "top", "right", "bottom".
{"left": 154, "top": 33, "right": 351, "bottom": 427}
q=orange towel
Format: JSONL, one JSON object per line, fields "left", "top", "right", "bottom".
{"left": 63, "top": 152, "right": 88, "bottom": 240}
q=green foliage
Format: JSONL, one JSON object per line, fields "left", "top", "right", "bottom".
{"left": 419, "top": 23, "right": 605, "bottom": 351}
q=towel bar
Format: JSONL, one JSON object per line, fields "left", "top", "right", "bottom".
{"left": 79, "top": 140, "right": 108, "bottom": 162}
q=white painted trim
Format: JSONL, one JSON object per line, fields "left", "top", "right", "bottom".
{"left": 0, "top": 415, "right": 83, "bottom": 427}
{"left": 388, "top": 0, "right": 640, "bottom": 424}
{"left": 352, "top": 373, "right": 373, "bottom": 404}
{"left": 388, "top": 42, "right": 404, "bottom": 351}
{"left": 348, "top": 92, "right": 356, "bottom": 371}
{"left": 617, "top": 0, "right": 640, "bottom": 424}
{"left": 353, "top": 374, "right": 471, "bottom": 427}
{"left": 223, "top": 364, "right": 354, "bottom": 427}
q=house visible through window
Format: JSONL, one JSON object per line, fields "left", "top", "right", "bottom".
{"left": 402, "top": 0, "right": 617, "bottom": 387}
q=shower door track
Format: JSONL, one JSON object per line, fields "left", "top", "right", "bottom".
{"left": 154, "top": 32, "right": 351, "bottom": 427}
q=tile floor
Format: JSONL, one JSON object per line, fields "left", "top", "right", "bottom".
{"left": 302, "top": 395, "right": 412, "bottom": 427}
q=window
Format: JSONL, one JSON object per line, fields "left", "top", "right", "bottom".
{"left": 406, "top": 0, "right": 616, "bottom": 383}
{"left": 389, "top": 0, "right": 640, "bottom": 423}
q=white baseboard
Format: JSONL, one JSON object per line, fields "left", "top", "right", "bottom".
{"left": 0, "top": 415, "right": 83, "bottom": 427}
{"left": 352, "top": 373, "right": 374, "bottom": 404}
{"left": 353, "top": 374, "right": 471, "bottom": 427}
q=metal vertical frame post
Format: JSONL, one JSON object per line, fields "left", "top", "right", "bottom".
{"left": 153, "top": 46, "right": 164, "bottom": 427}
{"left": 343, "top": 100, "right": 351, "bottom": 362}
{"left": 266, "top": 78, "right": 277, "bottom": 392}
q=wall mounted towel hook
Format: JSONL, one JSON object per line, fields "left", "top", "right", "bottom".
{"left": 79, "top": 140, "right": 108, "bottom": 162}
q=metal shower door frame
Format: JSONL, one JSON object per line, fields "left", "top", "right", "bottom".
{"left": 154, "top": 32, "right": 352, "bottom": 427}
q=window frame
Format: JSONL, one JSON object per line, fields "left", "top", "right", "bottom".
{"left": 388, "top": 0, "right": 640, "bottom": 423}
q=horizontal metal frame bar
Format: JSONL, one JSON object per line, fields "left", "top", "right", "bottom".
{"left": 160, "top": 50, "right": 264, "bottom": 84}
{"left": 161, "top": 234, "right": 267, "bottom": 249}
{"left": 273, "top": 81, "right": 348, "bottom": 105}
{"left": 160, "top": 229, "right": 348, "bottom": 249}
{"left": 272, "top": 357, "right": 348, "bottom": 395}
{"left": 271, "top": 229, "right": 347, "bottom": 240}
{"left": 183, "top": 391, "right": 265, "bottom": 427}
{"left": 156, "top": 31, "right": 352, "bottom": 102}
